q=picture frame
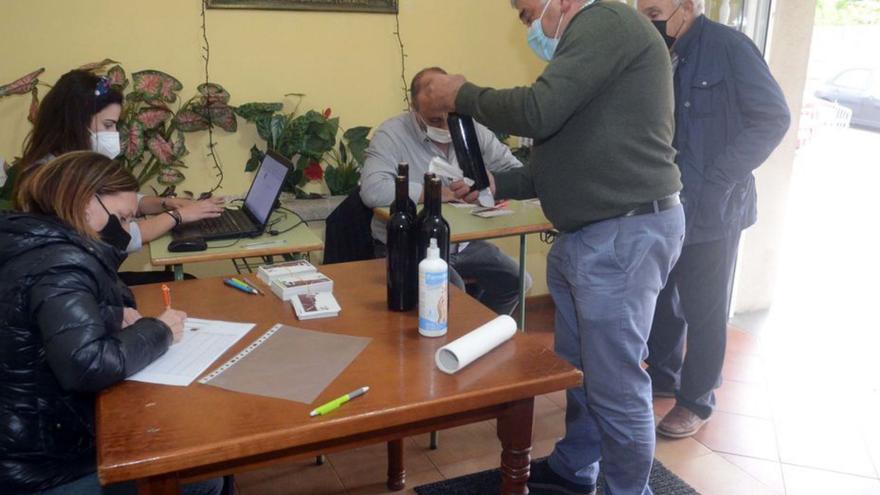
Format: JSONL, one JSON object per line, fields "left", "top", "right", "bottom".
{"left": 206, "top": 0, "right": 398, "bottom": 14}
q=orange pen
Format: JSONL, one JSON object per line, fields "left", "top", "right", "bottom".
{"left": 161, "top": 284, "right": 171, "bottom": 309}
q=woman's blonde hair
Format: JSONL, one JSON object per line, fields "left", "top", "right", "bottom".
{"left": 15, "top": 151, "right": 138, "bottom": 239}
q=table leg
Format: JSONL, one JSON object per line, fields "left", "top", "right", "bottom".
{"left": 518, "top": 234, "right": 527, "bottom": 331}
{"left": 173, "top": 264, "right": 184, "bottom": 281}
{"left": 497, "top": 398, "right": 534, "bottom": 495}
{"left": 386, "top": 439, "right": 406, "bottom": 491}
{"left": 138, "top": 475, "right": 180, "bottom": 495}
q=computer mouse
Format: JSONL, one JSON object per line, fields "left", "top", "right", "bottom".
{"left": 168, "top": 236, "right": 207, "bottom": 252}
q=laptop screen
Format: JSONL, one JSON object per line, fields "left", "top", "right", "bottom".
{"left": 244, "top": 153, "right": 288, "bottom": 225}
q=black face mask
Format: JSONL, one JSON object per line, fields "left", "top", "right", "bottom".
{"left": 96, "top": 196, "right": 131, "bottom": 252}
{"left": 652, "top": 4, "right": 683, "bottom": 49}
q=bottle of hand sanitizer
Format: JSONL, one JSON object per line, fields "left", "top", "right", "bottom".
{"left": 419, "top": 238, "right": 448, "bottom": 337}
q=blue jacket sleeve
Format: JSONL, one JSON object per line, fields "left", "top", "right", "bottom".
{"left": 706, "top": 37, "right": 791, "bottom": 184}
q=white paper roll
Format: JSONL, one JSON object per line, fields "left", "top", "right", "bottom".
{"left": 435, "top": 315, "right": 517, "bottom": 374}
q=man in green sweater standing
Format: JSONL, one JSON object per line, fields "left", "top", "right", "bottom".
{"left": 425, "top": 1, "right": 684, "bottom": 494}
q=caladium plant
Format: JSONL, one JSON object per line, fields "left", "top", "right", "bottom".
{"left": 0, "top": 61, "right": 239, "bottom": 196}
{"left": 114, "top": 66, "right": 238, "bottom": 192}
{"left": 0, "top": 68, "right": 46, "bottom": 125}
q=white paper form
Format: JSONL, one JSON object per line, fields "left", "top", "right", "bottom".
{"left": 127, "top": 318, "right": 255, "bottom": 386}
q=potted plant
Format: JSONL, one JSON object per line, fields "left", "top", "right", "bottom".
{"left": 324, "top": 125, "right": 371, "bottom": 197}
{"left": 111, "top": 64, "right": 237, "bottom": 197}
{"left": 236, "top": 102, "right": 369, "bottom": 198}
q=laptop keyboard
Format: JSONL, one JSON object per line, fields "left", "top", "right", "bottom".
{"left": 174, "top": 209, "right": 257, "bottom": 239}
{"left": 200, "top": 212, "right": 243, "bottom": 236}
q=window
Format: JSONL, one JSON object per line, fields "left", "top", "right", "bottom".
{"left": 627, "top": 0, "right": 773, "bottom": 53}
{"left": 833, "top": 69, "right": 872, "bottom": 91}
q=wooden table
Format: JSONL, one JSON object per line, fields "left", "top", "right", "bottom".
{"left": 98, "top": 259, "right": 580, "bottom": 494}
{"left": 375, "top": 200, "right": 553, "bottom": 330}
{"left": 148, "top": 210, "right": 324, "bottom": 280}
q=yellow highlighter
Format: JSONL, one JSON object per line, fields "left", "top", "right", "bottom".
{"left": 309, "top": 386, "right": 370, "bottom": 417}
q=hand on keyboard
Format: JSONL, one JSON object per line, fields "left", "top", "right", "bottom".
{"left": 176, "top": 197, "right": 225, "bottom": 224}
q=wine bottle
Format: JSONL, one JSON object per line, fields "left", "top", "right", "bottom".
{"left": 447, "top": 113, "right": 490, "bottom": 191}
{"left": 415, "top": 172, "right": 434, "bottom": 228}
{"left": 418, "top": 176, "right": 451, "bottom": 263}
{"left": 387, "top": 174, "right": 418, "bottom": 311}
{"left": 390, "top": 162, "right": 418, "bottom": 221}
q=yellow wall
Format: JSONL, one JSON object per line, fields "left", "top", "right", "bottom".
{"left": 1, "top": 0, "right": 543, "bottom": 193}
{"left": 1, "top": 0, "right": 554, "bottom": 294}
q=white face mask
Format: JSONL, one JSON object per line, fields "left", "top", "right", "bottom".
{"left": 425, "top": 125, "right": 452, "bottom": 144}
{"left": 527, "top": 0, "right": 564, "bottom": 61}
{"left": 90, "top": 131, "right": 121, "bottom": 159}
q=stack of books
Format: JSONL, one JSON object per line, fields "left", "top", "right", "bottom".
{"left": 257, "top": 260, "right": 340, "bottom": 320}
{"left": 256, "top": 259, "right": 320, "bottom": 284}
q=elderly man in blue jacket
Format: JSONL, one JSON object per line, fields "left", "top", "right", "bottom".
{"left": 637, "top": 0, "right": 790, "bottom": 437}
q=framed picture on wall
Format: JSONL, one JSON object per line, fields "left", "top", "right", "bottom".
{"left": 206, "top": 0, "right": 397, "bottom": 13}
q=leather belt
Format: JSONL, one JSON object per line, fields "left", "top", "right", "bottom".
{"left": 621, "top": 194, "right": 681, "bottom": 218}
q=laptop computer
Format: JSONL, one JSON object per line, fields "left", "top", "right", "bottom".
{"left": 173, "top": 150, "right": 291, "bottom": 241}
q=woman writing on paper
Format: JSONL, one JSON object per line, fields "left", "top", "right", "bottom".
{"left": 6, "top": 69, "right": 225, "bottom": 284}
{"left": 0, "top": 152, "right": 221, "bottom": 495}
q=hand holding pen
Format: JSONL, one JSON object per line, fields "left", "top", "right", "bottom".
{"left": 157, "top": 284, "right": 186, "bottom": 343}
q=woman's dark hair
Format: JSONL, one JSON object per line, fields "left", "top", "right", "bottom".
{"left": 16, "top": 70, "right": 124, "bottom": 189}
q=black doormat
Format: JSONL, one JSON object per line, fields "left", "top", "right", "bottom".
{"left": 414, "top": 458, "right": 700, "bottom": 494}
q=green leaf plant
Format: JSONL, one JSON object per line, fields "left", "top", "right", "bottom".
{"left": 236, "top": 101, "right": 371, "bottom": 198}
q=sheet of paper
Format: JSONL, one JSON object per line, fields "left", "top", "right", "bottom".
{"left": 203, "top": 325, "right": 371, "bottom": 404}
{"left": 127, "top": 318, "right": 255, "bottom": 386}
{"left": 471, "top": 208, "right": 515, "bottom": 218}
{"left": 477, "top": 187, "right": 495, "bottom": 207}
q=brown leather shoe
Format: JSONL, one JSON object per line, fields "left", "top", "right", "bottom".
{"left": 657, "top": 405, "right": 707, "bottom": 438}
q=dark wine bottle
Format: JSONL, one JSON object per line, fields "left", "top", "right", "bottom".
{"left": 418, "top": 176, "right": 451, "bottom": 263}
{"left": 390, "top": 162, "right": 418, "bottom": 220}
{"left": 415, "top": 172, "right": 434, "bottom": 227}
{"left": 447, "top": 113, "right": 490, "bottom": 191}
{"left": 387, "top": 174, "right": 418, "bottom": 311}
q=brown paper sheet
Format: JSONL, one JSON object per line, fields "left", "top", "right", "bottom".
{"left": 204, "top": 325, "right": 371, "bottom": 404}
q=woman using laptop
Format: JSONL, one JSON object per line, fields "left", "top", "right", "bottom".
{"left": 8, "top": 69, "right": 224, "bottom": 284}
{"left": 0, "top": 152, "right": 222, "bottom": 495}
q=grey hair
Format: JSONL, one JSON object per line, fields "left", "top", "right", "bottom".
{"left": 635, "top": 0, "right": 706, "bottom": 15}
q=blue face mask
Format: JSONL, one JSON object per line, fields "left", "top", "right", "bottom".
{"left": 527, "top": 0, "right": 564, "bottom": 61}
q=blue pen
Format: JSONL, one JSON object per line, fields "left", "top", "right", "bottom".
{"left": 223, "top": 278, "right": 258, "bottom": 295}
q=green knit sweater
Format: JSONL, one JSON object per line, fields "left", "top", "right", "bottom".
{"left": 456, "top": 1, "right": 682, "bottom": 233}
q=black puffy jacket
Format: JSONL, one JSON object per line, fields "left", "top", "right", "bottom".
{"left": 0, "top": 213, "right": 172, "bottom": 494}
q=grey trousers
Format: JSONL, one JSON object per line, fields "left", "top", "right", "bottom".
{"left": 449, "top": 240, "right": 532, "bottom": 315}
{"left": 647, "top": 233, "right": 742, "bottom": 419}
{"left": 547, "top": 205, "right": 684, "bottom": 495}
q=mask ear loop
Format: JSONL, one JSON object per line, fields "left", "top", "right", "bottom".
{"left": 667, "top": 4, "right": 686, "bottom": 40}
{"left": 553, "top": 8, "right": 565, "bottom": 39}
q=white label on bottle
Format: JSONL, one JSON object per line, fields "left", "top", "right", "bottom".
{"left": 419, "top": 270, "right": 448, "bottom": 336}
